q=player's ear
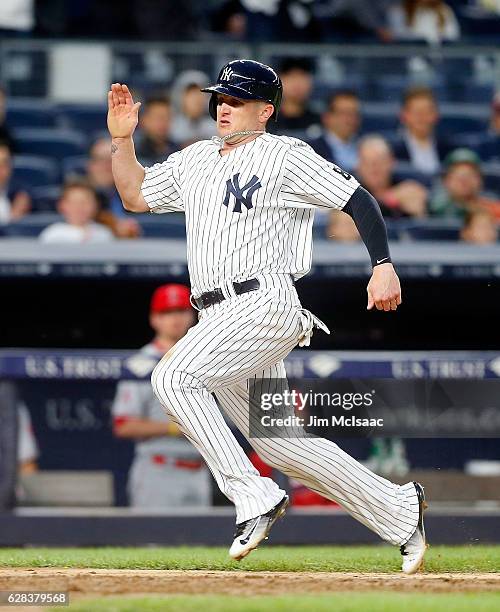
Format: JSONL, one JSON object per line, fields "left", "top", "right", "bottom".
{"left": 260, "top": 103, "right": 274, "bottom": 122}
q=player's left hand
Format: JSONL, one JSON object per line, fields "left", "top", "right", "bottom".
{"left": 366, "top": 263, "right": 402, "bottom": 312}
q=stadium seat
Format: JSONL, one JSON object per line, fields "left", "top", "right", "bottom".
{"left": 378, "top": 220, "right": 401, "bottom": 241}
{"left": 397, "top": 218, "right": 462, "bottom": 241}
{"left": 12, "top": 155, "right": 59, "bottom": 188}
{"left": 393, "top": 163, "right": 435, "bottom": 189}
{"left": 62, "top": 155, "right": 88, "bottom": 178}
{"left": 439, "top": 115, "right": 488, "bottom": 135}
{"left": 373, "top": 75, "right": 447, "bottom": 103}
{"left": 13, "top": 128, "right": 87, "bottom": 161}
{"left": 459, "top": 83, "right": 494, "bottom": 104}
{"left": 56, "top": 104, "right": 108, "bottom": 134}
{"left": 137, "top": 213, "right": 186, "bottom": 238}
{"left": 448, "top": 132, "right": 486, "bottom": 151}
{"left": 6, "top": 99, "right": 57, "bottom": 128}
{"left": 361, "top": 113, "right": 399, "bottom": 134}
{"left": 482, "top": 163, "right": 500, "bottom": 196}
{"left": 2, "top": 213, "right": 61, "bottom": 237}
{"left": 30, "top": 185, "right": 61, "bottom": 213}
{"left": 363, "top": 56, "right": 409, "bottom": 80}
{"left": 441, "top": 58, "right": 474, "bottom": 81}
{"left": 405, "top": 226, "right": 461, "bottom": 241}
{"left": 459, "top": 13, "right": 500, "bottom": 38}
{"left": 478, "top": 135, "right": 500, "bottom": 162}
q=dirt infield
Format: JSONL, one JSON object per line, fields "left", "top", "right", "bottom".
{"left": 1, "top": 568, "right": 500, "bottom": 599}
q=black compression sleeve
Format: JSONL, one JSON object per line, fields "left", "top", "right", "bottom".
{"left": 342, "top": 185, "right": 392, "bottom": 268}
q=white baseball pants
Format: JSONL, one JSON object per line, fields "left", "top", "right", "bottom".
{"left": 151, "top": 274, "right": 419, "bottom": 545}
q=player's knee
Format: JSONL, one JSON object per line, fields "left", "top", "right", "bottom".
{"left": 151, "top": 358, "right": 178, "bottom": 401}
{"left": 151, "top": 358, "right": 202, "bottom": 401}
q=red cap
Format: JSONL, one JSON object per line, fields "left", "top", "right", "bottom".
{"left": 150, "top": 284, "right": 191, "bottom": 313}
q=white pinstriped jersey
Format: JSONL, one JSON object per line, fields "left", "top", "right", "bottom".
{"left": 141, "top": 133, "right": 359, "bottom": 297}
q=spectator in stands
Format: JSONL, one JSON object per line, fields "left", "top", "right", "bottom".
{"left": 478, "top": 92, "right": 500, "bottom": 162}
{"left": 327, "top": 209, "right": 360, "bottom": 241}
{"left": 234, "top": 0, "right": 282, "bottom": 42}
{"left": 429, "top": 149, "right": 500, "bottom": 220}
{"left": 0, "top": 87, "right": 15, "bottom": 152}
{"left": 460, "top": 208, "right": 498, "bottom": 245}
{"left": 316, "top": 0, "right": 397, "bottom": 43}
{"left": 39, "top": 179, "right": 114, "bottom": 244}
{"left": 0, "top": 0, "right": 34, "bottom": 37}
{"left": 475, "top": 0, "right": 500, "bottom": 15}
{"left": 133, "top": 0, "right": 200, "bottom": 40}
{"left": 393, "top": 86, "right": 452, "bottom": 176}
{"left": 489, "top": 92, "right": 500, "bottom": 136}
{"left": 86, "top": 137, "right": 140, "bottom": 238}
{"left": 272, "top": 58, "right": 320, "bottom": 135}
{"left": 170, "top": 71, "right": 214, "bottom": 146}
{"left": 0, "top": 142, "right": 31, "bottom": 224}
{"left": 388, "top": 0, "right": 460, "bottom": 44}
{"left": 213, "top": 0, "right": 318, "bottom": 41}
{"left": 86, "top": 137, "right": 118, "bottom": 211}
{"left": 310, "top": 90, "right": 361, "bottom": 172}
{"left": 135, "top": 96, "right": 179, "bottom": 166}
{"left": 356, "top": 135, "right": 428, "bottom": 218}
{"left": 210, "top": 0, "right": 246, "bottom": 39}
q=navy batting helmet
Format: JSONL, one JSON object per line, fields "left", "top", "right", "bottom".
{"left": 201, "top": 59, "right": 282, "bottom": 121}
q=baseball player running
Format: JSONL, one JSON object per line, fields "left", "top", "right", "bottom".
{"left": 112, "top": 284, "right": 211, "bottom": 508}
{"left": 107, "top": 59, "right": 427, "bottom": 574}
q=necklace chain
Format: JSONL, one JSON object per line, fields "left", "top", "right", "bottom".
{"left": 212, "top": 130, "right": 265, "bottom": 148}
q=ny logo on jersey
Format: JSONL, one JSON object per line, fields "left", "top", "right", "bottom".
{"left": 220, "top": 66, "right": 234, "bottom": 81}
{"left": 223, "top": 173, "right": 261, "bottom": 213}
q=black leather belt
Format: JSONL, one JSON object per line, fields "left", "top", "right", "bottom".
{"left": 194, "top": 278, "right": 261, "bottom": 310}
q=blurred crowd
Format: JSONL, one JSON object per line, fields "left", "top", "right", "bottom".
{"left": 2, "top": 1, "right": 500, "bottom": 44}
{"left": 0, "top": 56, "right": 499, "bottom": 245}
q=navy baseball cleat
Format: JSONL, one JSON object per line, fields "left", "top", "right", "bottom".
{"left": 400, "top": 482, "right": 428, "bottom": 574}
{"left": 229, "top": 495, "right": 289, "bottom": 561}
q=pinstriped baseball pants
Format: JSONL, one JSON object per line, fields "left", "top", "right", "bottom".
{"left": 151, "top": 274, "right": 419, "bottom": 545}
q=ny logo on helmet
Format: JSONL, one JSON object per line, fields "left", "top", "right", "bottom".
{"left": 220, "top": 66, "right": 234, "bottom": 81}
{"left": 223, "top": 173, "right": 261, "bottom": 213}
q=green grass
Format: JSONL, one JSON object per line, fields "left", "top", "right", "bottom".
{"left": 52, "top": 592, "right": 500, "bottom": 612}
{"left": 0, "top": 545, "right": 499, "bottom": 573}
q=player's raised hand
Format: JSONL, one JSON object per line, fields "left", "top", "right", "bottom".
{"left": 367, "top": 263, "right": 402, "bottom": 312}
{"left": 107, "top": 83, "right": 141, "bottom": 138}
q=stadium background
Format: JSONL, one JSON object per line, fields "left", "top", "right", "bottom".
{"left": 0, "top": 0, "right": 499, "bottom": 549}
